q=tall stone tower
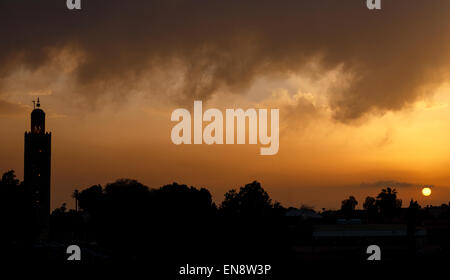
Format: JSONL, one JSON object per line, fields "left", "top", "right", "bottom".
{"left": 24, "top": 98, "right": 51, "bottom": 236}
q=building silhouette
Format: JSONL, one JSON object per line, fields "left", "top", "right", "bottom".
{"left": 24, "top": 98, "right": 51, "bottom": 237}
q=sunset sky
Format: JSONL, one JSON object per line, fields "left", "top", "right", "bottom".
{"left": 1, "top": 0, "right": 450, "bottom": 210}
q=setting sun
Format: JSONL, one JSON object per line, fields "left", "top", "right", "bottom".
{"left": 422, "top": 187, "right": 432, "bottom": 197}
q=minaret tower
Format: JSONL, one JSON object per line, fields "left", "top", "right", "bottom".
{"left": 24, "top": 98, "right": 51, "bottom": 236}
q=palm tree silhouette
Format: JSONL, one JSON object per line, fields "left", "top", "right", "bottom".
{"left": 376, "top": 187, "right": 401, "bottom": 218}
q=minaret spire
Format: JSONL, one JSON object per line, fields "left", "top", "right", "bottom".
{"left": 25, "top": 97, "right": 52, "bottom": 238}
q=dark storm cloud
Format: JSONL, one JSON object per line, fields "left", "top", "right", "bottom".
{"left": 1, "top": 0, "right": 450, "bottom": 121}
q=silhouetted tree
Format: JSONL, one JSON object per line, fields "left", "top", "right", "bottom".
{"left": 103, "top": 179, "right": 150, "bottom": 215}
{"left": 219, "top": 181, "right": 286, "bottom": 261}
{"left": 363, "top": 196, "right": 378, "bottom": 220}
{"left": 363, "top": 196, "right": 376, "bottom": 210}
{"left": 341, "top": 196, "right": 358, "bottom": 217}
{"left": 78, "top": 185, "right": 103, "bottom": 216}
{"left": 273, "top": 201, "right": 287, "bottom": 216}
{"left": 150, "top": 182, "right": 216, "bottom": 218}
{"left": 220, "top": 181, "right": 275, "bottom": 217}
{"left": 0, "top": 170, "right": 35, "bottom": 249}
{"left": 376, "top": 187, "right": 401, "bottom": 218}
{"left": 1, "top": 170, "right": 19, "bottom": 186}
{"left": 50, "top": 203, "right": 83, "bottom": 242}
{"left": 73, "top": 179, "right": 220, "bottom": 260}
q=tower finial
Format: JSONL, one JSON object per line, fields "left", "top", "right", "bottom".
{"left": 37, "top": 97, "right": 40, "bottom": 108}
{"left": 32, "top": 100, "right": 36, "bottom": 109}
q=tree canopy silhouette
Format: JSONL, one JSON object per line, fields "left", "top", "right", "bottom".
{"left": 376, "top": 187, "right": 402, "bottom": 218}
{"left": 220, "top": 181, "right": 276, "bottom": 217}
{"left": 363, "top": 196, "right": 376, "bottom": 211}
{"left": 77, "top": 184, "right": 103, "bottom": 216}
{"left": 341, "top": 196, "right": 358, "bottom": 217}
{"left": 0, "top": 170, "right": 35, "bottom": 247}
{"left": 150, "top": 182, "right": 216, "bottom": 218}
